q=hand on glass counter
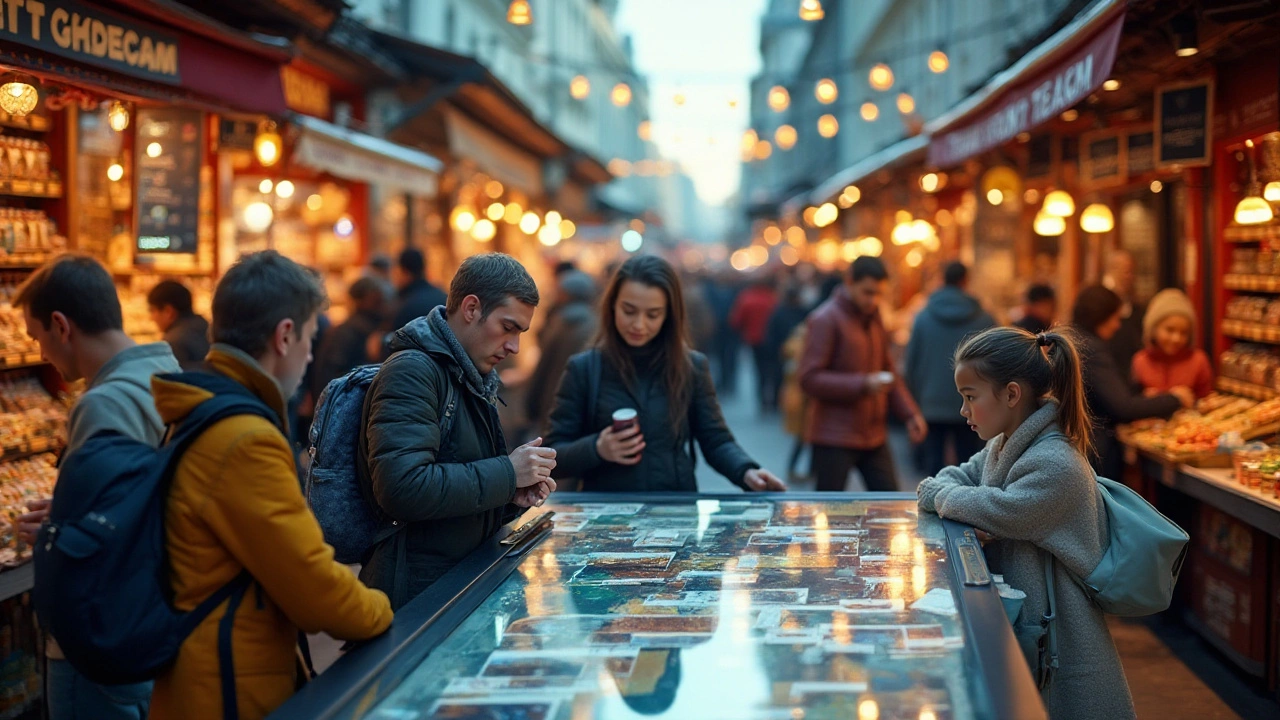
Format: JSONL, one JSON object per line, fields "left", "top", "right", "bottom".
{"left": 742, "top": 468, "right": 787, "bottom": 492}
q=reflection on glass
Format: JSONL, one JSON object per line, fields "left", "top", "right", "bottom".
{"left": 366, "top": 500, "right": 976, "bottom": 719}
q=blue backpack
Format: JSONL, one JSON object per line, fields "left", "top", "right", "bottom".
{"left": 33, "top": 373, "right": 277, "bottom": 690}
{"left": 305, "top": 354, "right": 456, "bottom": 564}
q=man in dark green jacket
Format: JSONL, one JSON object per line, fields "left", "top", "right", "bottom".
{"left": 359, "top": 254, "right": 555, "bottom": 609}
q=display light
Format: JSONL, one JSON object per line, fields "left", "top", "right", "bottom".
{"left": 146, "top": 142, "right": 162, "bottom": 158}
{"left": 891, "top": 222, "right": 912, "bottom": 246}
{"left": 107, "top": 162, "right": 124, "bottom": 182}
{"left": 767, "top": 86, "right": 790, "bottom": 112}
{"left": 741, "top": 129, "right": 758, "bottom": 155}
{"left": 503, "top": 202, "right": 523, "bottom": 224}
{"left": 815, "top": 78, "right": 838, "bottom": 104}
{"left": 243, "top": 202, "right": 274, "bottom": 233}
{"left": 607, "top": 159, "right": 632, "bottom": 177}
{"left": 1033, "top": 210, "right": 1066, "bottom": 236}
{"left": 1043, "top": 190, "right": 1075, "bottom": 217}
{"left": 544, "top": 210, "right": 562, "bottom": 227}
{"left": 803, "top": 206, "right": 819, "bottom": 227}
{"left": 334, "top": 215, "right": 355, "bottom": 238}
{"left": 986, "top": 188, "right": 1004, "bottom": 205}
{"left": 774, "top": 124, "right": 797, "bottom": 150}
{"left": 451, "top": 208, "right": 477, "bottom": 233}
{"left": 1264, "top": 181, "right": 1280, "bottom": 202}
{"left": 785, "top": 226, "right": 806, "bottom": 246}
{"left": 638, "top": 120, "right": 652, "bottom": 141}
{"left": 928, "top": 50, "right": 950, "bottom": 74}
{"left": 471, "top": 219, "right": 497, "bottom": 242}
{"left": 570, "top": 75, "right": 590, "bottom": 100}
{"left": 1172, "top": 13, "right": 1198, "bottom": 57}
{"left": 813, "top": 203, "right": 839, "bottom": 228}
{"left": 920, "top": 173, "right": 940, "bottom": 193}
{"left": 779, "top": 246, "right": 800, "bottom": 266}
{"left": 484, "top": 180, "right": 504, "bottom": 198}
{"left": 1080, "top": 203, "right": 1115, "bottom": 233}
{"left": 538, "top": 224, "right": 561, "bottom": 246}
{"left": 1235, "top": 196, "right": 1273, "bottom": 225}
{"left": 107, "top": 101, "right": 130, "bottom": 131}
{"left": 507, "top": 0, "right": 532, "bottom": 25}
{"left": 840, "top": 186, "right": 861, "bottom": 207}
{"left": 861, "top": 102, "right": 879, "bottom": 121}
{"left": 869, "top": 64, "right": 894, "bottom": 91}
{"left": 904, "top": 248, "right": 924, "bottom": 269}
{"left": 486, "top": 202, "right": 505, "bottom": 221}
{"left": 1103, "top": 79, "right": 1121, "bottom": 91}
{"left": 859, "top": 237, "right": 884, "bottom": 257}
{"left": 730, "top": 249, "right": 751, "bottom": 271}
{"left": 799, "top": 0, "right": 824, "bottom": 21}
{"left": 753, "top": 140, "right": 773, "bottom": 160}
{"left": 259, "top": 178, "right": 274, "bottom": 194}
{"left": 1060, "top": 109, "right": 1079, "bottom": 122}
{"left": 897, "top": 93, "right": 915, "bottom": 114}
{"left": 275, "top": 180, "right": 295, "bottom": 198}
{"left": 306, "top": 194, "right": 323, "bottom": 211}
{"left": 0, "top": 76, "right": 37, "bottom": 117}
{"left": 621, "top": 229, "right": 643, "bottom": 252}
{"left": 611, "top": 83, "right": 632, "bottom": 107}
{"left": 253, "top": 122, "right": 282, "bottom": 167}
{"left": 818, "top": 114, "right": 839, "bottom": 138}
{"left": 559, "top": 219, "right": 576, "bottom": 239}
{"left": 1151, "top": 180, "right": 1165, "bottom": 194}
{"left": 763, "top": 226, "right": 782, "bottom": 245}
{"left": 520, "top": 211, "right": 541, "bottom": 234}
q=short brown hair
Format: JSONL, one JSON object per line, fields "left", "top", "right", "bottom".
{"left": 14, "top": 254, "right": 123, "bottom": 334}
{"left": 211, "top": 251, "right": 327, "bottom": 358}
{"left": 446, "top": 253, "right": 539, "bottom": 318}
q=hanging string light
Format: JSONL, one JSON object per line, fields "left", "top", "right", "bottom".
{"left": 775, "top": 124, "right": 797, "bottom": 151}
{"left": 741, "top": 129, "right": 758, "bottom": 157}
{"left": 928, "top": 50, "right": 950, "bottom": 73}
{"left": 838, "top": 186, "right": 861, "bottom": 208}
{"left": 767, "top": 86, "right": 790, "bottom": 112}
{"left": 869, "top": 64, "right": 894, "bottom": 91}
{"left": 570, "top": 75, "right": 590, "bottom": 100}
{"left": 815, "top": 78, "right": 838, "bottom": 104}
{"left": 818, "top": 114, "right": 839, "bottom": 138}
{"left": 799, "top": 0, "right": 824, "bottom": 21}
{"left": 506, "top": 0, "right": 532, "bottom": 25}
{"left": 860, "top": 102, "right": 879, "bottom": 121}
{"left": 107, "top": 101, "right": 130, "bottom": 131}
{"left": 673, "top": 92, "right": 686, "bottom": 106}
{"left": 106, "top": 162, "right": 124, "bottom": 182}
{"left": 897, "top": 93, "right": 915, "bottom": 114}
{"left": 753, "top": 139, "right": 773, "bottom": 160}
{"left": 611, "top": 83, "right": 632, "bottom": 107}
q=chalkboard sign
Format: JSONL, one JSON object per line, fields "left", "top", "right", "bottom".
{"left": 1156, "top": 81, "right": 1213, "bottom": 168}
{"left": 1082, "top": 130, "right": 1125, "bottom": 188}
{"left": 1025, "top": 135, "right": 1056, "bottom": 180}
{"left": 1126, "top": 129, "right": 1155, "bottom": 176}
{"left": 219, "top": 119, "right": 257, "bottom": 152}
{"left": 136, "top": 108, "right": 203, "bottom": 254}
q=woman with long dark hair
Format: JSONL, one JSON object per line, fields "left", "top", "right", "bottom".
{"left": 546, "top": 255, "right": 786, "bottom": 493}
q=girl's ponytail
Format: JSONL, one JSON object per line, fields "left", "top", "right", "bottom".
{"left": 1040, "top": 329, "right": 1094, "bottom": 460}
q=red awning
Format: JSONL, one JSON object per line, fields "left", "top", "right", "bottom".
{"left": 927, "top": 1, "right": 1126, "bottom": 168}
{"left": 176, "top": 31, "right": 289, "bottom": 115}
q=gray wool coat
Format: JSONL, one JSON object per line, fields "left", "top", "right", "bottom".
{"left": 916, "top": 401, "right": 1136, "bottom": 720}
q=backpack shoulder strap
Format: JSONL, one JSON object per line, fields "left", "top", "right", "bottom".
{"left": 439, "top": 371, "right": 458, "bottom": 440}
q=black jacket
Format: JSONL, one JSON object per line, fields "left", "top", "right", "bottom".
{"left": 163, "top": 313, "right": 210, "bottom": 371}
{"left": 1108, "top": 301, "right": 1146, "bottom": 376}
{"left": 1078, "top": 328, "right": 1181, "bottom": 479}
{"left": 904, "top": 286, "right": 997, "bottom": 422}
{"left": 358, "top": 317, "right": 518, "bottom": 609}
{"left": 310, "top": 308, "right": 380, "bottom": 400}
{"left": 546, "top": 347, "right": 758, "bottom": 492}
{"left": 392, "top": 278, "right": 448, "bottom": 331}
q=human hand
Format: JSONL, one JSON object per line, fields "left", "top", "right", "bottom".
{"left": 906, "top": 414, "right": 928, "bottom": 444}
{"left": 596, "top": 424, "right": 645, "bottom": 465}
{"left": 865, "top": 372, "right": 894, "bottom": 394}
{"left": 975, "top": 529, "right": 997, "bottom": 544}
{"left": 1143, "top": 387, "right": 1161, "bottom": 397}
{"left": 510, "top": 437, "right": 557, "bottom": 489}
{"left": 742, "top": 469, "right": 787, "bottom": 492}
{"left": 16, "top": 498, "right": 51, "bottom": 546}
{"left": 1168, "top": 386, "right": 1195, "bottom": 408}
{"left": 513, "top": 479, "right": 555, "bottom": 508}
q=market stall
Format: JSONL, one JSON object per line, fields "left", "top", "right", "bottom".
{"left": 272, "top": 493, "right": 1045, "bottom": 720}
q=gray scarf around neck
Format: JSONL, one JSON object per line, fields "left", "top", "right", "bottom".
{"left": 426, "top": 307, "right": 502, "bottom": 403}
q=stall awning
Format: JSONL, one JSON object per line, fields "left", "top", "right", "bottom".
{"left": 807, "top": 135, "right": 929, "bottom": 207}
{"left": 444, "top": 107, "right": 544, "bottom": 197}
{"left": 292, "top": 115, "right": 442, "bottom": 196}
{"left": 926, "top": 0, "right": 1126, "bottom": 168}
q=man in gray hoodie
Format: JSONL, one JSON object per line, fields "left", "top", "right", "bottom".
{"left": 905, "top": 262, "right": 996, "bottom": 477}
{"left": 13, "top": 254, "right": 180, "bottom": 720}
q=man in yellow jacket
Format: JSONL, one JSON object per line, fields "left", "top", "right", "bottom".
{"left": 149, "top": 251, "right": 393, "bottom": 720}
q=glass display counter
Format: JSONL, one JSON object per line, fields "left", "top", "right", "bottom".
{"left": 272, "top": 493, "right": 1045, "bottom": 720}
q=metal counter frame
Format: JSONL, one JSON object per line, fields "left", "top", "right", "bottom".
{"left": 271, "top": 492, "right": 1046, "bottom": 720}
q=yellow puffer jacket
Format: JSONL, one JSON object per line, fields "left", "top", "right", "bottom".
{"left": 149, "top": 346, "right": 392, "bottom": 720}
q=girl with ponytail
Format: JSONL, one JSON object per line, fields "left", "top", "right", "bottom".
{"left": 917, "top": 326, "right": 1136, "bottom": 719}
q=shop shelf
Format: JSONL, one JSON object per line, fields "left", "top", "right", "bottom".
{"left": 0, "top": 112, "right": 50, "bottom": 132}
{"left": 1221, "top": 319, "right": 1280, "bottom": 344}
{"left": 1224, "top": 274, "right": 1280, "bottom": 293}
{"left": 0, "top": 562, "right": 32, "bottom": 602}
{"left": 1224, "top": 223, "right": 1280, "bottom": 243}
{"left": 0, "top": 179, "right": 61, "bottom": 199}
{"left": 1218, "top": 377, "right": 1279, "bottom": 400}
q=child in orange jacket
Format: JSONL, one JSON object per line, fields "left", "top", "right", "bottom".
{"left": 1131, "top": 288, "right": 1214, "bottom": 399}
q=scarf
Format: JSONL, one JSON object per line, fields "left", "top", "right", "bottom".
{"left": 426, "top": 307, "right": 502, "bottom": 403}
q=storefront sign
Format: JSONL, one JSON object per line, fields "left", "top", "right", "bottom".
{"left": 1081, "top": 129, "right": 1125, "bottom": 188}
{"left": 1126, "top": 129, "right": 1154, "bottom": 176}
{"left": 928, "top": 8, "right": 1124, "bottom": 168}
{"left": 218, "top": 119, "right": 257, "bottom": 152}
{"left": 1156, "top": 80, "right": 1213, "bottom": 168}
{"left": 0, "top": 0, "right": 181, "bottom": 83}
{"left": 1215, "top": 51, "right": 1279, "bottom": 142}
{"left": 136, "top": 107, "right": 203, "bottom": 254}
{"left": 281, "top": 65, "right": 331, "bottom": 119}
{"left": 1024, "top": 134, "right": 1056, "bottom": 180}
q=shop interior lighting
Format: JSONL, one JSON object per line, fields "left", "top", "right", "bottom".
{"left": 1033, "top": 210, "right": 1066, "bottom": 236}
{"left": 1236, "top": 141, "right": 1273, "bottom": 225}
{"left": 763, "top": 226, "right": 782, "bottom": 245}
{"left": 897, "top": 93, "right": 915, "bottom": 115}
{"left": 815, "top": 78, "right": 838, "bottom": 104}
{"left": 275, "top": 180, "right": 295, "bottom": 199}
{"left": 1102, "top": 79, "right": 1121, "bottom": 92}
{"left": 813, "top": 203, "right": 839, "bottom": 228}
{"left": 860, "top": 102, "right": 879, "bottom": 122}
{"left": 1172, "top": 13, "right": 1198, "bottom": 57}
{"left": 544, "top": 210, "right": 562, "bottom": 226}
{"left": 1024, "top": 188, "right": 1041, "bottom": 205}
{"left": 1151, "top": 180, "right": 1165, "bottom": 194}
{"left": 904, "top": 248, "right": 924, "bottom": 269}
{"left": 611, "top": 83, "right": 632, "bottom": 107}
{"left": 507, "top": 0, "right": 532, "bottom": 25}
{"left": 754, "top": 139, "right": 773, "bottom": 160}
{"left": 621, "top": 229, "right": 643, "bottom": 252}
{"left": 1080, "top": 203, "right": 1115, "bottom": 233}
{"left": 920, "top": 173, "right": 939, "bottom": 193}
{"left": 1043, "top": 190, "right": 1075, "bottom": 217}
{"left": 840, "top": 185, "right": 861, "bottom": 206}
{"left": 638, "top": 120, "right": 652, "bottom": 141}
{"left": 986, "top": 188, "right": 1004, "bottom": 206}
{"left": 538, "top": 223, "right": 561, "bottom": 246}
{"left": 570, "top": 75, "right": 590, "bottom": 100}
{"left": 486, "top": 202, "right": 505, "bottom": 221}
{"left": 243, "top": 201, "right": 274, "bottom": 233}
{"left": 775, "top": 124, "right": 797, "bottom": 150}
{"left": 869, "top": 64, "right": 894, "bottom": 91}
{"left": 504, "top": 202, "right": 523, "bottom": 224}
{"left": 484, "top": 180, "right": 504, "bottom": 198}
{"left": 767, "top": 86, "right": 790, "bottom": 112}
{"left": 254, "top": 121, "right": 282, "bottom": 167}
{"left": 1060, "top": 109, "right": 1079, "bottom": 122}
{"left": 0, "top": 75, "right": 37, "bottom": 117}
{"left": 306, "top": 194, "right": 323, "bottom": 211}
{"left": 928, "top": 50, "right": 950, "bottom": 74}
{"left": 558, "top": 219, "right": 576, "bottom": 239}
{"left": 673, "top": 92, "right": 686, "bottom": 106}
{"left": 258, "top": 178, "right": 273, "bottom": 194}
{"left": 334, "top": 215, "right": 355, "bottom": 238}
{"left": 106, "top": 162, "right": 124, "bottom": 182}
{"left": 471, "top": 218, "right": 497, "bottom": 242}
{"left": 799, "top": 0, "right": 824, "bottom": 21}
{"left": 450, "top": 208, "right": 476, "bottom": 233}
{"left": 107, "top": 101, "right": 130, "bottom": 131}
{"left": 146, "top": 142, "right": 162, "bottom": 158}
{"left": 818, "top": 114, "right": 839, "bottom": 138}
{"left": 519, "top": 211, "right": 541, "bottom": 234}
{"left": 1264, "top": 181, "right": 1280, "bottom": 203}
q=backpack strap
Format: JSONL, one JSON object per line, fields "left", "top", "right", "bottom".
{"left": 1042, "top": 554, "right": 1060, "bottom": 688}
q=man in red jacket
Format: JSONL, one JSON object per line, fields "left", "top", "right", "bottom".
{"left": 798, "top": 257, "right": 927, "bottom": 491}
{"left": 730, "top": 277, "right": 780, "bottom": 413}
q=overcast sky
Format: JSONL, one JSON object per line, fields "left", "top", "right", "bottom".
{"left": 616, "top": 0, "right": 769, "bottom": 206}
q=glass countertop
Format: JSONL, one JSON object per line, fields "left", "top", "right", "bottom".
{"left": 365, "top": 499, "right": 975, "bottom": 720}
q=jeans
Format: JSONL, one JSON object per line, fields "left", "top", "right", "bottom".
{"left": 811, "top": 444, "right": 899, "bottom": 492}
{"left": 751, "top": 344, "right": 782, "bottom": 411}
{"left": 47, "top": 659, "right": 151, "bottom": 720}
{"left": 919, "top": 422, "right": 987, "bottom": 478}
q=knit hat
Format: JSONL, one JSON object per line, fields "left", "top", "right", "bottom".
{"left": 1142, "top": 288, "right": 1197, "bottom": 345}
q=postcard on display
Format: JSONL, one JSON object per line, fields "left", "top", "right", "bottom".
{"left": 575, "top": 503, "right": 645, "bottom": 518}
{"left": 763, "top": 627, "right": 825, "bottom": 645}
{"left": 442, "top": 676, "right": 586, "bottom": 695}
{"left": 427, "top": 698, "right": 560, "bottom": 720}
{"left": 628, "top": 632, "right": 715, "bottom": 648}
{"left": 736, "top": 554, "right": 857, "bottom": 570}
{"left": 628, "top": 517, "right": 704, "bottom": 531}
{"left": 479, "top": 653, "right": 588, "bottom": 681}
{"left": 551, "top": 516, "right": 589, "bottom": 533}
{"left": 633, "top": 529, "right": 691, "bottom": 548}
{"left": 788, "top": 682, "right": 870, "bottom": 699}
{"left": 585, "top": 552, "right": 676, "bottom": 570}
{"left": 643, "top": 588, "right": 809, "bottom": 608}
{"left": 675, "top": 570, "right": 759, "bottom": 585}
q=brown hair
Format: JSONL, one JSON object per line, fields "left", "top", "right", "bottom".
{"left": 597, "top": 255, "right": 693, "bottom": 431}
{"left": 954, "top": 326, "right": 1094, "bottom": 459}
{"left": 446, "top": 253, "right": 540, "bottom": 318}
{"left": 15, "top": 254, "right": 123, "bottom": 334}
{"left": 212, "top": 250, "right": 327, "bottom": 358}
